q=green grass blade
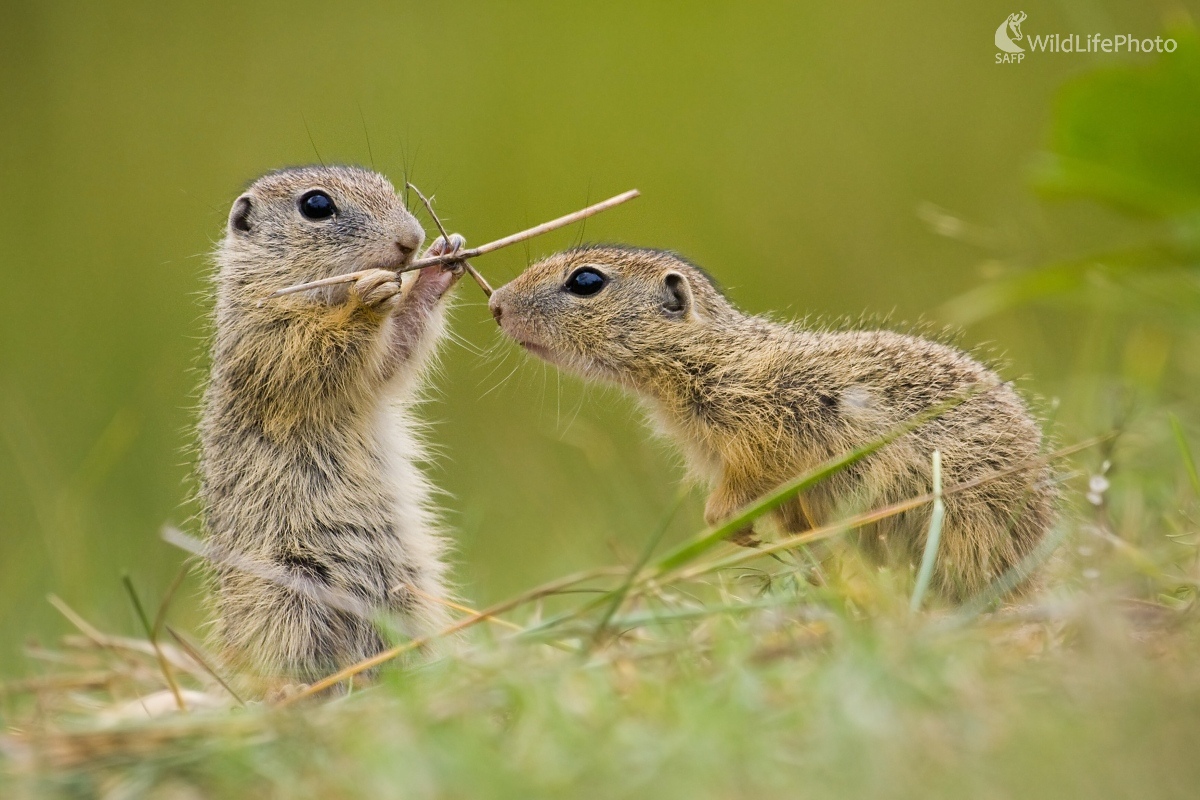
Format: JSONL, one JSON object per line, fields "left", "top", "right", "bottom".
{"left": 1169, "top": 413, "right": 1200, "bottom": 496}
{"left": 592, "top": 488, "right": 688, "bottom": 643}
{"left": 121, "top": 573, "right": 155, "bottom": 642}
{"left": 541, "top": 597, "right": 803, "bottom": 640}
{"left": 151, "top": 564, "right": 187, "bottom": 641}
{"left": 671, "top": 436, "right": 1106, "bottom": 585}
{"left": 909, "top": 450, "right": 945, "bottom": 613}
{"left": 652, "top": 386, "right": 989, "bottom": 574}
{"left": 122, "top": 573, "right": 188, "bottom": 711}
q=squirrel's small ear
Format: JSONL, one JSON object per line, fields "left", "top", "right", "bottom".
{"left": 229, "top": 195, "right": 252, "bottom": 234}
{"left": 661, "top": 271, "right": 693, "bottom": 319}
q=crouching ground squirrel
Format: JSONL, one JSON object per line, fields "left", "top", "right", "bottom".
{"left": 488, "top": 246, "right": 1057, "bottom": 599}
{"left": 199, "top": 166, "right": 462, "bottom": 686}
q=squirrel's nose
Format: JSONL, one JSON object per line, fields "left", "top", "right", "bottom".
{"left": 395, "top": 229, "right": 423, "bottom": 259}
{"left": 488, "top": 295, "right": 504, "bottom": 325}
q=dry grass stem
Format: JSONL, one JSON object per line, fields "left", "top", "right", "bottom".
{"left": 406, "top": 182, "right": 493, "bottom": 297}
{"left": 394, "top": 582, "right": 523, "bottom": 633}
{"left": 269, "top": 189, "right": 640, "bottom": 298}
{"left": 669, "top": 435, "right": 1110, "bottom": 585}
{"left": 165, "top": 626, "right": 245, "bottom": 706}
{"left": 279, "top": 566, "right": 628, "bottom": 704}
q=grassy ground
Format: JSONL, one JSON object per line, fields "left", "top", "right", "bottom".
{"left": 3, "top": 426, "right": 1198, "bottom": 799}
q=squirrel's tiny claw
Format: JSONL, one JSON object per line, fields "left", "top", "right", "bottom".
{"left": 429, "top": 233, "right": 466, "bottom": 260}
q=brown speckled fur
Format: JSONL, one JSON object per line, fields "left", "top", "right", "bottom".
{"left": 489, "top": 245, "right": 1057, "bottom": 600}
{"left": 200, "top": 166, "right": 461, "bottom": 687}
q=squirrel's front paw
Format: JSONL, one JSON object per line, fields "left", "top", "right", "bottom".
{"left": 423, "top": 233, "right": 467, "bottom": 265}
{"left": 705, "top": 490, "right": 761, "bottom": 548}
{"left": 351, "top": 269, "right": 401, "bottom": 310}
{"left": 412, "top": 234, "right": 467, "bottom": 299}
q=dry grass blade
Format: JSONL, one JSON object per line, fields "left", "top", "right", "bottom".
{"left": 279, "top": 566, "right": 627, "bottom": 704}
{"left": 393, "top": 582, "right": 522, "bottom": 633}
{"left": 46, "top": 593, "right": 214, "bottom": 692}
{"left": 651, "top": 383, "right": 998, "bottom": 575}
{"left": 269, "top": 189, "right": 640, "bottom": 297}
{"left": 499, "top": 436, "right": 1106, "bottom": 646}
{"left": 280, "top": 612, "right": 488, "bottom": 703}
{"left": 165, "top": 626, "right": 245, "bottom": 706}
{"left": 669, "top": 435, "right": 1111, "bottom": 585}
{"left": 47, "top": 594, "right": 111, "bottom": 646}
{"left": 57, "top": 633, "right": 197, "bottom": 677}
{"left": 162, "top": 526, "right": 379, "bottom": 621}
{"left": 0, "top": 672, "right": 114, "bottom": 696}
{"left": 284, "top": 429, "right": 1096, "bottom": 696}
{"left": 406, "top": 182, "right": 493, "bottom": 297}
{"left": 121, "top": 574, "right": 187, "bottom": 712}
{"left": 11, "top": 714, "right": 267, "bottom": 773}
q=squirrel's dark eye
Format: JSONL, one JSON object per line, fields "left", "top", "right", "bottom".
{"left": 299, "top": 190, "right": 336, "bottom": 220}
{"left": 564, "top": 267, "right": 607, "bottom": 297}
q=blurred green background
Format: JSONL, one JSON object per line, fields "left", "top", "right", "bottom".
{"left": 1, "top": 1, "right": 1196, "bottom": 675}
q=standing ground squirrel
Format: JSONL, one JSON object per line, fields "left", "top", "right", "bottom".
{"left": 488, "top": 245, "right": 1057, "bottom": 599}
{"left": 199, "top": 166, "right": 462, "bottom": 686}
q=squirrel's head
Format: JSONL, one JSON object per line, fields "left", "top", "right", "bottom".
{"left": 488, "top": 245, "right": 732, "bottom": 384}
{"left": 218, "top": 166, "right": 424, "bottom": 296}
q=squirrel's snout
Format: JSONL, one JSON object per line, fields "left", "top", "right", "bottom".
{"left": 395, "top": 226, "right": 423, "bottom": 259}
{"left": 488, "top": 295, "right": 504, "bottom": 325}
